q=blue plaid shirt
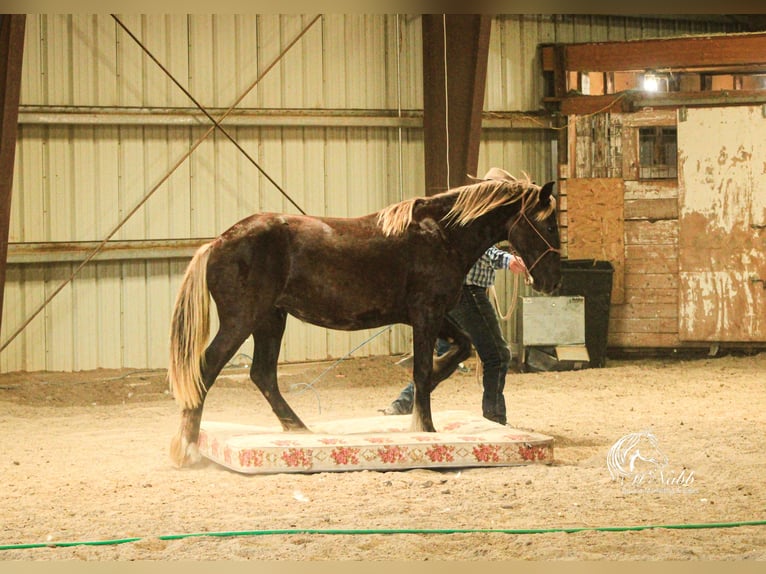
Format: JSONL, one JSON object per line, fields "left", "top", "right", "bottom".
{"left": 464, "top": 246, "right": 512, "bottom": 288}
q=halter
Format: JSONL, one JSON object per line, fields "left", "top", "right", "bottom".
{"left": 507, "top": 193, "right": 560, "bottom": 282}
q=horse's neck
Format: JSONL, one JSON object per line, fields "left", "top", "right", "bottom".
{"left": 444, "top": 206, "right": 517, "bottom": 270}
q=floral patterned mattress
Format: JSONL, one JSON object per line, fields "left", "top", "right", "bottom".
{"left": 198, "top": 410, "right": 554, "bottom": 474}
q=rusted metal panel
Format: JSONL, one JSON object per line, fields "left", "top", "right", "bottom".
{"left": 678, "top": 105, "right": 766, "bottom": 341}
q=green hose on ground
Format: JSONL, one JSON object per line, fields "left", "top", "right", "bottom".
{"left": 1, "top": 520, "right": 765, "bottom": 551}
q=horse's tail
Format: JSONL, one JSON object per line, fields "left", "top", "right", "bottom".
{"left": 168, "top": 242, "right": 214, "bottom": 410}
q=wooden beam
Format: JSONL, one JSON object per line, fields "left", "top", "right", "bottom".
{"left": 558, "top": 93, "right": 633, "bottom": 116}
{"left": 422, "top": 14, "right": 491, "bottom": 194}
{"left": 542, "top": 32, "right": 766, "bottom": 73}
{"left": 0, "top": 15, "right": 25, "bottom": 337}
{"left": 15, "top": 105, "right": 555, "bottom": 130}
{"left": 6, "top": 239, "right": 214, "bottom": 264}
{"left": 556, "top": 89, "right": 766, "bottom": 115}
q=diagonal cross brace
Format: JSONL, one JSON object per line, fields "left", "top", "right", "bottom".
{"left": 0, "top": 15, "right": 321, "bottom": 354}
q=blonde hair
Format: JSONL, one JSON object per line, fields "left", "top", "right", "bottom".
{"left": 377, "top": 174, "right": 555, "bottom": 237}
{"left": 168, "top": 242, "right": 213, "bottom": 410}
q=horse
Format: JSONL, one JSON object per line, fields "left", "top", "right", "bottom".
{"left": 167, "top": 168, "right": 561, "bottom": 467}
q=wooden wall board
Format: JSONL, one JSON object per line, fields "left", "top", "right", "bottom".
{"left": 607, "top": 331, "right": 681, "bottom": 348}
{"left": 624, "top": 198, "right": 678, "bottom": 221}
{"left": 624, "top": 219, "right": 678, "bottom": 246}
{"left": 678, "top": 105, "right": 766, "bottom": 342}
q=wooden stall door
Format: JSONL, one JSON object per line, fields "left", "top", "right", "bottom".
{"left": 677, "top": 106, "right": 766, "bottom": 341}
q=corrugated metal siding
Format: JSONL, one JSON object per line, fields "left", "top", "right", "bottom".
{"left": 1, "top": 14, "right": 742, "bottom": 372}
{"left": 6, "top": 14, "right": 421, "bottom": 372}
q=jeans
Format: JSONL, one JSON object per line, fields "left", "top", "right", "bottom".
{"left": 392, "top": 284, "right": 511, "bottom": 424}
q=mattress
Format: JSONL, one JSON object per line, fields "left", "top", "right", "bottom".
{"left": 198, "top": 410, "right": 554, "bottom": 474}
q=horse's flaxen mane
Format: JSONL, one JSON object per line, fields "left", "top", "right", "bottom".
{"left": 376, "top": 173, "right": 556, "bottom": 237}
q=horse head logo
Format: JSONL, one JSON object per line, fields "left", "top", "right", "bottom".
{"left": 607, "top": 430, "right": 669, "bottom": 482}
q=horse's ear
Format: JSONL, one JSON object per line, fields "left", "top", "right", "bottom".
{"left": 539, "top": 181, "right": 556, "bottom": 206}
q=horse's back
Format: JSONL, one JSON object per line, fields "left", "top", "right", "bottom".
{"left": 203, "top": 211, "right": 406, "bottom": 328}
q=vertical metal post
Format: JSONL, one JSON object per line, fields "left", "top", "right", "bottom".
{"left": 0, "top": 15, "right": 26, "bottom": 336}
{"left": 421, "top": 14, "right": 491, "bottom": 194}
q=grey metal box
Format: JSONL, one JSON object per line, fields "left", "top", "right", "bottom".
{"left": 519, "top": 296, "right": 586, "bottom": 346}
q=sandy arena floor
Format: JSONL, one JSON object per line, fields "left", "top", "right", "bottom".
{"left": 1, "top": 352, "right": 765, "bottom": 560}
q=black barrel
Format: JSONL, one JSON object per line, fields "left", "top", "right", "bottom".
{"left": 558, "top": 260, "right": 614, "bottom": 368}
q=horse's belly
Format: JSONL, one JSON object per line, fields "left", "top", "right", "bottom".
{"left": 279, "top": 292, "right": 402, "bottom": 331}
{"left": 289, "top": 308, "right": 397, "bottom": 331}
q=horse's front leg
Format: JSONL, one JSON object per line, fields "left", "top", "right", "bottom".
{"left": 410, "top": 326, "right": 438, "bottom": 433}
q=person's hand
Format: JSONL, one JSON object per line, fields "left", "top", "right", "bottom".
{"left": 508, "top": 254, "right": 527, "bottom": 274}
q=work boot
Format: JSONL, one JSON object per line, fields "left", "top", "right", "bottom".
{"left": 381, "top": 399, "right": 413, "bottom": 416}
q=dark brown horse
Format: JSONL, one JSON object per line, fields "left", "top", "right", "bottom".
{"left": 168, "top": 168, "right": 561, "bottom": 467}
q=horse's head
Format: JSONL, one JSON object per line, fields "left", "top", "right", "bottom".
{"left": 505, "top": 179, "right": 561, "bottom": 295}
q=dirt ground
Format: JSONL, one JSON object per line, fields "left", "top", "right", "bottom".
{"left": 1, "top": 350, "right": 765, "bottom": 561}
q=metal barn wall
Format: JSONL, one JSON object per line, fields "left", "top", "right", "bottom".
{"left": 2, "top": 14, "right": 740, "bottom": 372}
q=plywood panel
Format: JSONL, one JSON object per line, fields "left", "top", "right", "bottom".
{"left": 565, "top": 178, "right": 625, "bottom": 304}
{"left": 678, "top": 106, "right": 766, "bottom": 341}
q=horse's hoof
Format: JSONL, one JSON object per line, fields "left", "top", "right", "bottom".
{"left": 284, "top": 426, "right": 312, "bottom": 434}
{"left": 409, "top": 418, "right": 437, "bottom": 433}
{"left": 169, "top": 435, "right": 202, "bottom": 468}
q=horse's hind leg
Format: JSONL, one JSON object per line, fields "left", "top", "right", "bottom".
{"left": 409, "top": 324, "right": 439, "bottom": 433}
{"left": 171, "top": 321, "right": 252, "bottom": 467}
{"left": 409, "top": 317, "right": 471, "bottom": 433}
{"left": 249, "top": 308, "right": 308, "bottom": 431}
{"left": 431, "top": 317, "right": 472, "bottom": 391}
